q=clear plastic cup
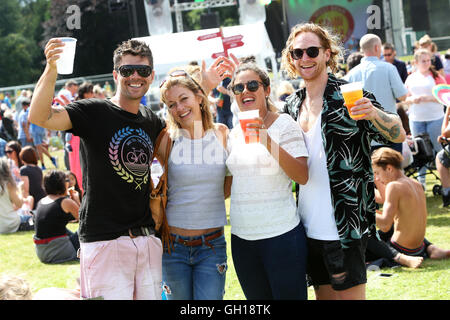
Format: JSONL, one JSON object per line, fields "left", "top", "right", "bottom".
{"left": 238, "top": 109, "right": 260, "bottom": 144}
{"left": 56, "top": 37, "right": 77, "bottom": 74}
{"left": 340, "top": 82, "right": 364, "bottom": 119}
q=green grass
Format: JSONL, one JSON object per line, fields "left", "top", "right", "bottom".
{"left": 1, "top": 149, "right": 449, "bottom": 300}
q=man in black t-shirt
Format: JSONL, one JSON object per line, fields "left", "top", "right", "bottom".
{"left": 30, "top": 39, "right": 164, "bottom": 300}
{"left": 29, "top": 38, "right": 235, "bottom": 300}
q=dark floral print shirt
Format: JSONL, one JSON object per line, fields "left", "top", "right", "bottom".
{"left": 284, "top": 73, "right": 392, "bottom": 248}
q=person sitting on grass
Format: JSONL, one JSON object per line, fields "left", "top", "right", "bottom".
{"left": 33, "top": 170, "right": 80, "bottom": 264}
{"left": 372, "top": 147, "right": 450, "bottom": 260}
{"left": 0, "top": 158, "right": 34, "bottom": 234}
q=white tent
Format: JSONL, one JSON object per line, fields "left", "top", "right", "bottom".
{"left": 134, "top": 23, "right": 278, "bottom": 109}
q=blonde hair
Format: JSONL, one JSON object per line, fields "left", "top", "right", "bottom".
{"left": 281, "top": 22, "right": 344, "bottom": 78}
{"left": 414, "top": 48, "right": 440, "bottom": 79}
{"left": 371, "top": 147, "right": 404, "bottom": 170}
{"left": 160, "top": 65, "right": 214, "bottom": 139}
{"left": 276, "top": 81, "right": 295, "bottom": 99}
{"left": 0, "top": 275, "right": 32, "bottom": 300}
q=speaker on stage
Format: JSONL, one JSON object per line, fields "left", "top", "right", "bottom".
{"left": 239, "top": 0, "right": 266, "bottom": 25}
{"left": 144, "top": 0, "right": 173, "bottom": 35}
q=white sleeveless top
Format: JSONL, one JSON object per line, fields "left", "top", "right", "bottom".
{"left": 0, "top": 189, "right": 20, "bottom": 234}
{"left": 166, "top": 130, "right": 228, "bottom": 229}
{"left": 297, "top": 116, "right": 339, "bottom": 240}
{"left": 226, "top": 114, "right": 308, "bottom": 240}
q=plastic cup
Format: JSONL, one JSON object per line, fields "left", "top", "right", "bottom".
{"left": 56, "top": 37, "right": 77, "bottom": 74}
{"left": 340, "top": 82, "right": 365, "bottom": 119}
{"left": 238, "top": 109, "right": 260, "bottom": 144}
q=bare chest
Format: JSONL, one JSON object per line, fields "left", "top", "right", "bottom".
{"left": 298, "top": 99, "right": 323, "bottom": 132}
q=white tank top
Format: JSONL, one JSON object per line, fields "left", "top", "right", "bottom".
{"left": 297, "top": 116, "right": 339, "bottom": 240}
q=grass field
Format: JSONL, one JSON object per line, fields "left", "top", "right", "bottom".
{"left": 0, "top": 150, "right": 449, "bottom": 300}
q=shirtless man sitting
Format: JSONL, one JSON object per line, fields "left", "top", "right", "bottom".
{"left": 372, "top": 147, "right": 450, "bottom": 261}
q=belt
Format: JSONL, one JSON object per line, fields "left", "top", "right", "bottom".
{"left": 33, "top": 234, "right": 67, "bottom": 245}
{"left": 121, "top": 226, "right": 154, "bottom": 238}
{"left": 170, "top": 229, "right": 223, "bottom": 247}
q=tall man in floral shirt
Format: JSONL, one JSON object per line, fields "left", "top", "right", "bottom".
{"left": 281, "top": 23, "right": 406, "bottom": 300}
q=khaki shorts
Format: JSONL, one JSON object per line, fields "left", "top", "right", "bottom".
{"left": 79, "top": 235, "right": 162, "bottom": 300}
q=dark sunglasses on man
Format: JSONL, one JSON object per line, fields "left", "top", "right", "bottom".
{"left": 231, "top": 80, "right": 265, "bottom": 95}
{"left": 290, "top": 46, "right": 323, "bottom": 60}
{"left": 116, "top": 65, "right": 153, "bottom": 78}
{"left": 5, "top": 149, "right": 13, "bottom": 154}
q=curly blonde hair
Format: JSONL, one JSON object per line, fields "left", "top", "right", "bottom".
{"left": 159, "top": 65, "right": 214, "bottom": 139}
{"left": 281, "top": 22, "right": 344, "bottom": 79}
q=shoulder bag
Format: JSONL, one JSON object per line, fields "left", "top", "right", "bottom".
{"left": 150, "top": 128, "right": 172, "bottom": 251}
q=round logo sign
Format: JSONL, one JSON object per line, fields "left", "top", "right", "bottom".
{"left": 310, "top": 5, "right": 355, "bottom": 43}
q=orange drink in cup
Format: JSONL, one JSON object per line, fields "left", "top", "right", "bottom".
{"left": 238, "top": 110, "right": 260, "bottom": 144}
{"left": 340, "top": 82, "right": 365, "bottom": 119}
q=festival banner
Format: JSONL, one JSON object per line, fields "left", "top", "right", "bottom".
{"left": 285, "top": 0, "right": 374, "bottom": 54}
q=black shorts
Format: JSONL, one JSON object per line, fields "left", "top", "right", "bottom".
{"left": 306, "top": 236, "right": 368, "bottom": 291}
{"left": 389, "top": 239, "right": 432, "bottom": 259}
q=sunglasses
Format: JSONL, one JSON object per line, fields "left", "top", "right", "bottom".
{"left": 5, "top": 150, "right": 13, "bottom": 154}
{"left": 383, "top": 53, "right": 392, "bottom": 57}
{"left": 159, "top": 70, "right": 205, "bottom": 95}
{"left": 290, "top": 46, "right": 323, "bottom": 60}
{"left": 116, "top": 64, "right": 153, "bottom": 78}
{"left": 231, "top": 80, "right": 265, "bottom": 95}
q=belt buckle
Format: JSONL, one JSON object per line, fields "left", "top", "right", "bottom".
{"left": 141, "top": 227, "right": 150, "bottom": 236}
{"left": 128, "top": 229, "right": 137, "bottom": 238}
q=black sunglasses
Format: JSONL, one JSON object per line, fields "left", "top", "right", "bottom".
{"left": 116, "top": 64, "right": 153, "bottom": 78}
{"left": 5, "top": 150, "right": 13, "bottom": 154}
{"left": 290, "top": 46, "right": 323, "bottom": 60}
{"left": 231, "top": 80, "right": 265, "bottom": 95}
{"left": 159, "top": 70, "right": 205, "bottom": 95}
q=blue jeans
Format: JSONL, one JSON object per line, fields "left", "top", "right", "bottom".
{"left": 410, "top": 118, "right": 443, "bottom": 184}
{"left": 231, "top": 222, "right": 308, "bottom": 300}
{"left": 162, "top": 229, "right": 227, "bottom": 300}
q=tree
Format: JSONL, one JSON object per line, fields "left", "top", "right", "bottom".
{"left": 0, "top": 34, "right": 36, "bottom": 87}
{"left": 0, "top": 0, "right": 22, "bottom": 37}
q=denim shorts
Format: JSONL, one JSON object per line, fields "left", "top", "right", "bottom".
{"left": 306, "top": 235, "right": 368, "bottom": 291}
{"left": 162, "top": 229, "right": 227, "bottom": 300}
{"left": 437, "top": 145, "right": 450, "bottom": 168}
{"left": 32, "top": 131, "right": 46, "bottom": 145}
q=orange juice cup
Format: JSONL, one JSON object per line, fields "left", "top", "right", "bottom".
{"left": 340, "top": 82, "right": 365, "bottom": 119}
{"left": 238, "top": 110, "right": 260, "bottom": 144}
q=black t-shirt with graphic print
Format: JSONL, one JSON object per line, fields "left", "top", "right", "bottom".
{"left": 65, "top": 98, "right": 165, "bottom": 243}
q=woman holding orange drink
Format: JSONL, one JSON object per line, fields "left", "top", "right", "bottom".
{"left": 225, "top": 61, "right": 309, "bottom": 299}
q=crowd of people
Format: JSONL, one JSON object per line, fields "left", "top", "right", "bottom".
{"left": 1, "top": 23, "right": 450, "bottom": 301}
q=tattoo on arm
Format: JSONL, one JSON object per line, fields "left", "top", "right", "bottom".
{"left": 47, "top": 107, "right": 63, "bottom": 120}
{"left": 374, "top": 110, "right": 400, "bottom": 140}
{"left": 377, "top": 109, "right": 393, "bottom": 123}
